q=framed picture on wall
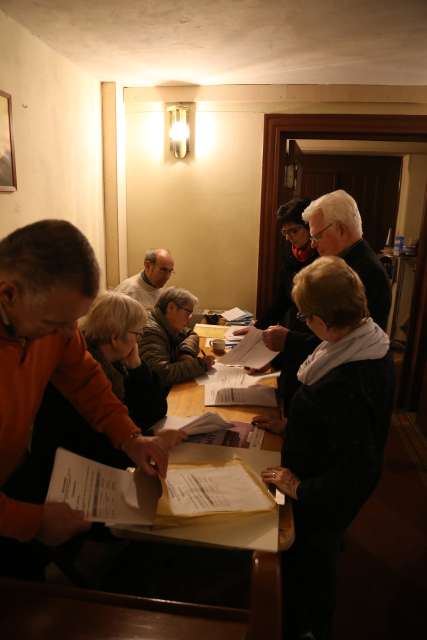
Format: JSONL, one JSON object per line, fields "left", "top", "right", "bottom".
{"left": 0, "top": 90, "right": 17, "bottom": 192}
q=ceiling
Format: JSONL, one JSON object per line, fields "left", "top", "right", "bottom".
{"left": 1, "top": 0, "right": 427, "bottom": 86}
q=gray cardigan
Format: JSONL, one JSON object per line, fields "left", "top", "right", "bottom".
{"left": 140, "top": 308, "right": 207, "bottom": 386}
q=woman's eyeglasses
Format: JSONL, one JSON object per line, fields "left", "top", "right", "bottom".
{"left": 281, "top": 225, "right": 304, "bottom": 238}
{"left": 129, "top": 330, "right": 144, "bottom": 339}
{"left": 177, "top": 305, "right": 193, "bottom": 316}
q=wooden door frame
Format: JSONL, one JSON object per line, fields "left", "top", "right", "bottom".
{"left": 258, "top": 113, "right": 427, "bottom": 409}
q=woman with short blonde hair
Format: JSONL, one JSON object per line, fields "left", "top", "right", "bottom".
{"left": 33, "top": 291, "right": 169, "bottom": 476}
{"left": 261, "top": 256, "right": 394, "bottom": 640}
{"left": 80, "top": 290, "right": 147, "bottom": 346}
{"left": 292, "top": 255, "right": 368, "bottom": 330}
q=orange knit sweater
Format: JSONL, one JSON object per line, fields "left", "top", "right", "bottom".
{"left": 0, "top": 326, "right": 140, "bottom": 542}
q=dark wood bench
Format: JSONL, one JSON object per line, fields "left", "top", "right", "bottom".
{"left": 0, "top": 551, "right": 282, "bottom": 640}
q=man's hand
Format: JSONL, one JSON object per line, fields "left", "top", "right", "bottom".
{"left": 122, "top": 433, "right": 182, "bottom": 478}
{"left": 251, "top": 415, "right": 287, "bottom": 434}
{"left": 156, "top": 428, "right": 188, "bottom": 451}
{"left": 36, "top": 503, "right": 92, "bottom": 546}
{"left": 122, "top": 343, "right": 141, "bottom": 369}
{"left": 263, "top": 325, "right": 289, "bottom": 352}
{"left": 261, "top": 466, "right": 300, "bottom": 499}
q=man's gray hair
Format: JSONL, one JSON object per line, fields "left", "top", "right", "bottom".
{"left": 156, "top": 287, "right": 198, "bottom": 314}
{"left": 144, "top": 248, "right": 172, "bottom": 264}
{"left": 144, "top": 249, "right": 158, "bottom": 264}
{"left": 302, "top": 190, "right": 363, "bottom": 238}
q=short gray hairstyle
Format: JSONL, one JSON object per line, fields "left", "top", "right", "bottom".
{"left": 80, "top": 290, "right": 147, "bottom": 344}
{"left": 302, "top": 190, "right": 363, "bottom": 238}
{"left": 144, "top": 248, "right": 172, "bottom": 264}
{"left": 144, "top": 249, "right": 158, "bottom": 264}
{"left": 156, "top": 287, "right": 198, "bottom": 314}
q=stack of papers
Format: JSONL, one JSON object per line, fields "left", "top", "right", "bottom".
{"left": 218, "top": 326, "right": 279, "bottom": 369}
{"left": 157, "top": 459, "right": 275, "bottom": 518}
{"left": 205, "top": 384, "right": 277, "bottom": 407}
{"left": 196, "top": 362, "right": 279, "bottom": 387}
{"left": 188, "top": 421, "right": 264, "bottom": 449}
{"left": 151, "top": 412, "right": 232, "bottom": 435}
{"left": 221, "top": 307, "right": 254, "bottom": 325}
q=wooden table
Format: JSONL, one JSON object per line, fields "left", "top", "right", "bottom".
{"left": 167, "top": 366, "right": 294, "bottom": 551}
{"left": 111, "top": 337, "right": 293, "bottom": 639}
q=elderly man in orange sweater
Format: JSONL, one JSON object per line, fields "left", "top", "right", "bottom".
{"left": 0, "top": 219, "right": 181, "bottom": 580}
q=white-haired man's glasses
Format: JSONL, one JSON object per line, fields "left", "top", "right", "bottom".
{"left": 310, "top": 223, "right": 334, "bottom": 243}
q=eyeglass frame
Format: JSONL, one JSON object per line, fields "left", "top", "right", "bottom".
{"left": 176, "top": 304, "right": 193, "bottom": 316}
{"left": 309, "top": 222, "right": 334, "bottom": 243}
{"left": 280, "top": 224, "right": 306, "bottom": 239}
{"left": 128, "top": 330, "right": 144, "bottom": 339}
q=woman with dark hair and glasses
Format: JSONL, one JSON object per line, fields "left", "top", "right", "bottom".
{"left": 255, "top": 197, "right": 317, "bottom": 331}
{"left": 32, "top": 291, "right": 171, "bottom": 481}
{"left": 261, "top": 257, "right": 394, "bottom": 640}
{"left": 140, "top": 286, "right": 215, "bottom": 387}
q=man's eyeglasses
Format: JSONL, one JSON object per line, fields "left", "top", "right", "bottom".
{"left": 310, "top": 222, "right": 333, "bottom": 243}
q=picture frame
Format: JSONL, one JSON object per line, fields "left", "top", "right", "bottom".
{"left": 0, "top": 90, "right": 17, "bottom": 192}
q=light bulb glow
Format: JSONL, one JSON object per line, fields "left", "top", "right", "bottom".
{"left": 169, "top": 120, "right": 190, "bottom": 142}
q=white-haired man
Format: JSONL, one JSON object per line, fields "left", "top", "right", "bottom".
{"left": 250, "top": 190, "right": 392, "bottom": 432}
{"left": 263, "top": 190, "right": 391, "bottom": 352}
{"left": 117, "top": 248, "right": 175, "bottom": 310}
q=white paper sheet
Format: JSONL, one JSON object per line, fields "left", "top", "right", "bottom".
{"left": 196, "top": 362, "right": 254, "bottom": 386}
{"left": 151, "top": 412, "right": 232, "bottom": 435}
{"left": 204, "top": 384, "right": 277, "bottom": 407}
{"left": 221, "top": 307, "right": 250, "bottom": 322}
{"left": 46, "top": 448, "right": 159, "bottom": 525}
{"left": 218, "top": 326, "right": 279, "bottom": 369}
{"left": 224, "top": 326, "right": 247, "bottom": 340}
{"left": 161, "top": 460, "right": 275, "bottom": 516}
{"left": 111, "top": 443, "right": 281, "bottom": 552}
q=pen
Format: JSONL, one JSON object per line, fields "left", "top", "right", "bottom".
{"left": 201, "top": 349, "right": 207, "bottom": 357}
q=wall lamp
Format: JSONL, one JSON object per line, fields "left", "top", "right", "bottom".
{"left": 167, "top": 103, "right": 192, "bottom": 159}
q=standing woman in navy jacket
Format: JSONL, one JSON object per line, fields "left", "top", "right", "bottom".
{"left": 261, "top": 257, "right": 395, "bottom": 640}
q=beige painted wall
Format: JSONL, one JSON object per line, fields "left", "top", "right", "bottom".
{"left": 0, "top": 11, "right": 105, "bottom": 273}
{"left": 125, "top": 86, "right": 427, "bottom": 313}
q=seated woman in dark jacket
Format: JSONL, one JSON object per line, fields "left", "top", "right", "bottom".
{"left": 32, "top": 291, "right": 169, "bottom": 485}
{"left": 261, "top": 257, "right": 395, "bottom": 640}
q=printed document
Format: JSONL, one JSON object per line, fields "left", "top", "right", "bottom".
{"left": 196, "top": 362, "right": 254, "bottom": 386}
{"left": 152, "top": 411, "right": 232, "bottom": 435}
{"left": 196, "top": 362, "right": 280, "bottom": 386}
{"left": 158, "top": 459, "right": 275, "bottom": 517}
{"left": 46, "top": 448, "right": 159, "bottom": 525}
{"left": 205, "top": 384, "right": 277, "bottom": 407}
{"left": 218, "top": 326, "right": 279, "bottom": 369}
